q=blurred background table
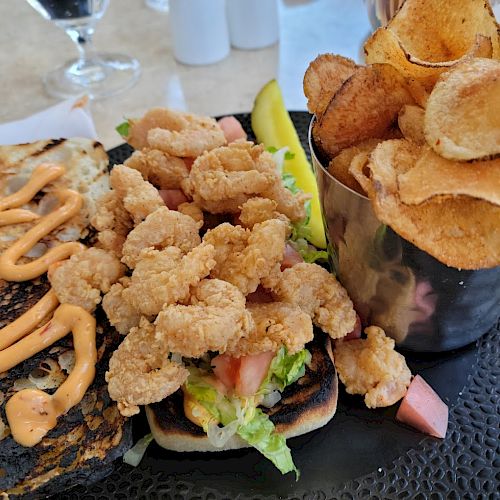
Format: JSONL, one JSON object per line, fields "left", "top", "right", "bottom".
{"left": 1, "top": 0, "right": 371, "bottom": 149}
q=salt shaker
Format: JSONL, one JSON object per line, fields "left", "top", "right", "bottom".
{"left": 226, "top": 0, "right": 279, "bottom": 50}
{"left": 169, "top": 0, "right": 230, "bottom": 65}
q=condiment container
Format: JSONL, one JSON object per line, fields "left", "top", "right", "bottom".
{"left": 169, "top": 0, "right": 230, "bottom": 65}
{"left": 226, "top": 0, "right": 279, "bottom": 50}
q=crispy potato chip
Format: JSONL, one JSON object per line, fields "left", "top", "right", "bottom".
{"left": 398, "top": 147, "right": 500, "bottom": 206}
{"left": 313, "top": 64, "right": 414, "bottom": 158}
{"left": 398, "top": 105, "right": 425, "bottom": 144}
{"left": 364, "top": 0, "right": 499, "bottom": 88}
{"left": 303, "top": 54, "right": 358, "bottom": 117}
{"left": 327, "top": 138, "right": 382, "bottom": 195}
{"left": 424, "top": 58, "right": 500, "bottom": 160}
{"left": 355, "top": 140, "right": 500, "bottom": 269}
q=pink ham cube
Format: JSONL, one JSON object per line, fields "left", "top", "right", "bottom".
{"left": 396, "top": 375, "right": 449, "bottom": 438}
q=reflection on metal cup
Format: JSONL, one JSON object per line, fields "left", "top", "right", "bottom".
{"left": 308, "top": 118, "right": 500, "bottom": 352}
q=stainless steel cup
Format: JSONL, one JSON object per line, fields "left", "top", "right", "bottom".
{"left": 309, "top": 120, "right": 500, "bottom": 352}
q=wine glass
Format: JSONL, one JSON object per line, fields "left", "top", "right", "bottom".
{"left": 25, "top": 0, "right": 141, "bottom": 99}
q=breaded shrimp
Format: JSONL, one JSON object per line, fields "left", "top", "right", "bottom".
{"left": 155, "top": 279, "right": 254, "bottom": 358}
{"left": 177, "top": 201, "right": 204, "bottom": 225}
{"left": 238, "top": 197, "right": 285, "bottom": 228}
{"left": 124, "top": 148, "right": 189, "bottom": 189}
{"left": 272, "top": 263, "right": 356, "bottom": 339}
{"left": 203, "top": 219, "right": 288, "bottom": 296}
{"left": 260, "top": 182, "right": 311, "bottom": 222}
{"left": 102, "top": 278, "right": 142, "bottom": 335}
{"left": 91, "top": 191, "right": 132, "bottom": 258}
{"left": 48, "top": 248, "right": 125, "bottom": 312}
{"left": 106, "top": 317, "right": 189, "bottom": 416}
{"left": 122, "top": 242, "right": 216, "bottom": 316}
{"left": 334, "top": 326, "right": 412, "bottom": 408}
{"left": 227, "top": 302, "right": 313, "bottom": 356}
{"left": 110, "top": 164, "right": 164, "bottom": 224}
{"left": 182, "top": 143, "right": 277, "bottom": 213}
{"left": 121, "top": 207, "right": 202, "bottom": 268}
{"left": 146, "top": 111, "right": 226, "bottom": 157}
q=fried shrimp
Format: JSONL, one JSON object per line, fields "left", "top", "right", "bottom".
{"left": 102, "top": 278, "right": 142, "bottom": 335}
{"left": 227, "top": 302, "right": 314, "bottom": 356}
{"left": 109, "top": 164, "right": 164, "bottom": 223}
{"left": 238, "top": 197, "right": 285, "bottom": 228}
{"left": 106, "top": 317, "right": 189, "bottom": 416}
{"left": 272, "top": 263, "right": 356, "bottom": 339}
{"left": 121, "top": 207, "right": 202, "bottom": 268}
{"left": 91, "top": 191, "right": 132, "bottom": 257}
{"left": 48, "top": 248, "right": 125, "bottom": 312}
{"left": 334, "top": 326, "right": 412, "bottom": 408}
{"left": 182, "top": 143, "right": 277, "bottom": 213}
{"left": 203, "top": 219, "right": 288, "bottom": 295}
{"left": 124, "top": 148, "right": 189, "bottom": 189}
{"left": 122, "top": 242, "right": 216, "bottom": 316}
{"left": 177, "top": 201, "right": 204, "bottom": 225}
{"left": 260, "top": 182, "right": 311, "bottom": 222}
{"left": 155, "top": 279, "right": 254, "bottom": 358}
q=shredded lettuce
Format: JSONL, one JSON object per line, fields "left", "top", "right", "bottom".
{"left": 116, "top": 120, "right": 130, "bottom": 137}
{"left": 237, "top": 408, "right": 298, "bottom": 478}
{"left": 261, "top": 347, "right": 311, "bottom": 393}
{"left": 123, "top": 433, "right": 154, "bottom": 466}
{"left": 289, "top": 238, "right": 329, "bottom": 264}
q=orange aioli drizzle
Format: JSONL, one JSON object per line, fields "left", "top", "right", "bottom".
{"left": 0, "top": 289, "right": 59, "bottom": 351}
{"left": 5, "top": 304, "right": 96, "bottom": 447}
{"left": 0, "top": 163, "right": 97, "bottom": 447}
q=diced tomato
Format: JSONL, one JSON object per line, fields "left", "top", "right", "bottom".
{"left": 212, "top": 351, "right": 275, "bottom": 397}
{"left": 281, "top": 244, "right": 303, "bottom": 270}
{"left": 159, "top": 189, "right": 189, "bottom": 210}
{"left": 183, "top": 158, "right": 195, "bottom": 171}
{"left": 218, "top": 116, "right": 247, "bottom": 143}
{"left": 247, "top": 285, "right": 273, "bottom": 304}
{"left": 212, "top": 354, "right": 240, "bottom": 392}
{"left": 344, "top": 314, "right": 362, "bottom": 341}
{"left": 396, "top": 375, "right": 449, "bottom": 438}
{"left": 235, "top": 351, "right": 275, "bottom": 397}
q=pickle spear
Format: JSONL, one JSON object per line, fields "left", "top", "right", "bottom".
{"left": 251, "top": 79, "right": 326, "bottom": 248}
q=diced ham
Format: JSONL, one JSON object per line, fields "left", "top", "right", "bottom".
{"left": 396, "top": 375, "right": 449, "bottom": 438}
{"left": 344, "top": 314, "right": 362, "bottom": 340}
{"left": 236, "top": 351, "right": 275, "bottom": 397}
{"left": 247, "top": 285, "right": 274, "bottom": 304}
{"left": 212, "top": 351, "right": 275, "bottom": 397}
{"left": 218, "top": 116, "right": 247, "bottom": 143}
{"left": 281, "top": 244, "right": 303, "bottom": 270}
{"left": 159, "top": 189, "right": 189, "bottom": 210}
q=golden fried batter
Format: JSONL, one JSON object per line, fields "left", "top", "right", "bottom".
{"left": 110, "top": 164, "right": 164, "bottom": 224}
{"left": 155, "top": 279, "right": 254, "bottom": 358}
{"left": 177, "top": 201, "right": 204, "bottom": 225}
{"left": 106, "top": 317, "right": 189, "bottom": 416}
{"left": 121, "top": 207, "right": 202, "bottom": 268}
{"left": 203, "top": 219, "right": 288, "bottom": 295}
{"left": 227, "top": 302, "right": 313, "bottom": 356}
{"left": 122, "top": 242, "right": 216, "bottom": 316}
{"left": 48, "top": 248, "right": 125, "bottom": 312}
{"left": 239, "top": 197, "right": 285, "bottom": 228}
{"left": 124, "top": 148, "right": 190, "bottom": 189}
{"left": 272, "top": 263, "right": 356, "bottom": 339}
{"left": 102, "top": 278, "right": 142, "bottom": 335}
{"left": 334, "top": 326, "right": 412, "bottom": 408}
{"left": 260, "top": 182, "right": 311, "bottom": 222}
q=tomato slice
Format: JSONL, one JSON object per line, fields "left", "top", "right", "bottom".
{"left": 281, "top": 243, "right": 303, "bottom": 270}
{"left": 344, "top": 314, "right": 362, "bottom": 340}
{"left": 158, "top": 189, "right": 189, "bottom": 210}
{"left": 212, "top": 354, "right": 240, "bottom": 392}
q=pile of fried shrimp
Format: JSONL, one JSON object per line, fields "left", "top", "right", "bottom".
{"left": 46, "top": 108, "right": 411, "bottom": 417}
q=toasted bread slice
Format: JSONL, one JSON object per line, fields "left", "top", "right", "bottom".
{"left": 146, "top": 334, "right": 337, "bottom": 453}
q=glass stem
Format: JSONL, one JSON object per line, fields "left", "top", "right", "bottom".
{"left": 64, "top": 24, "right": 105, "bottom": 80}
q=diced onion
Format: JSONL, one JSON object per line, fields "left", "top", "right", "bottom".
{"left": 58, "top": 349, "right": 76, "bottom": 374}
{"left": 123, "top": 433, "right": 154, "bottom": 467}
{"left": 37, "top": 194, "right": 59, "bottom": 215}
{"left": 24, "top": 242, "right": 47, "bottom": 258}
{"left": 206, "top": 420, "right": 239, "bottom": 448}
{"left": 260, "top": 390, "right": 282, "bottom": 408}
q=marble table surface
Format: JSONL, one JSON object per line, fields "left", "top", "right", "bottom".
{"left": 1, "top": 0, "right": 371, "bottom": 149}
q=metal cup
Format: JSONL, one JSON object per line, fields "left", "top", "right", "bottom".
{"left": 309, "top": 119, "right": 500, "bottom": 352}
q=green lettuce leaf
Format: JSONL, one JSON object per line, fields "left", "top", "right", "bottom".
{"left": 237, "top": 408, "right": 298, "bottom": 478}
{"left": 116, "top": 120, "right": 130, "bottom": 137}
{"left": 289, "top": 238, "right": 329, "bottom": 264}
{"left": 262, "top": 347, "right": 311, "bottom": 392}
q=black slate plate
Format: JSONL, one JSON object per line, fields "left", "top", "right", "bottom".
{"left": 65, "top": 112, "right": 499, "bottom": 499}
